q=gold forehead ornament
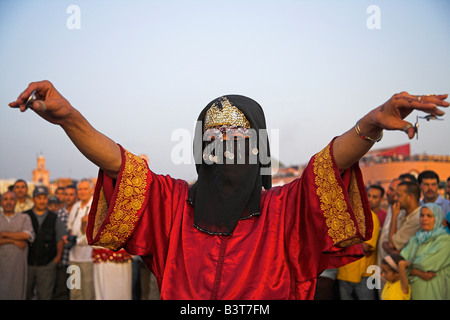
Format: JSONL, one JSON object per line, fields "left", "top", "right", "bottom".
{"left": 203, "top": 97, "right": 250, "bottom": 132}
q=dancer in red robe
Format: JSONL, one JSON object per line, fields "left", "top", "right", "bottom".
{"left": 9, "top": 81, "right": 448, "bottom": 299}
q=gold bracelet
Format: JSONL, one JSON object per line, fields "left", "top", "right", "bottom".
{"left": 355, "top": 120, "right": 383, "bottom": 143}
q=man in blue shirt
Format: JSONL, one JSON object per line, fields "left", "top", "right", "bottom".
{"left": 418, "top": 170, "right": 450, "bottom": 217}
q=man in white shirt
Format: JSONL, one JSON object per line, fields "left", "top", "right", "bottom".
{"left": 383, "top": 181, "right": 421, "bottom": 255}
{"left": 377, "top": 178, "right": 403, "bottom": 298}
{"left": 377, "top": 178, "right": 402, "bottom": 267}
{"left": 67, "top": 179, "right": 95, "bottom": 300}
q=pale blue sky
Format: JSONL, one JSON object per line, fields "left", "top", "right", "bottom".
{"left": 1, "top": 0, "right": 449, "bottom": 182}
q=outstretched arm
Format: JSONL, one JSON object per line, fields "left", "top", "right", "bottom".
{"left": 333, "top": 92, "right": 448, "bottom": 171}
{"left": 9, "top": 81, "right": 122, "bottom": 178}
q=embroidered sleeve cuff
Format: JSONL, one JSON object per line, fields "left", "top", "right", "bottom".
{"left": 313, "top": 140, "right": 373, "bottom": 248}
{"left": 87, "top": 145, "right": 151, "bottom": 251}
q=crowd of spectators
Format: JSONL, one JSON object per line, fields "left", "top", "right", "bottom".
{"left": 1, "top": 170, "right": 449, "bottom": 300}
{"left": 0, "top": 179, "right": 159, "bottom": 300}
{"left": 315, "top": 170, "right": 450, "bottom": 300}
{"left": 360, "top": 154, "right": 450, "bottom": 166}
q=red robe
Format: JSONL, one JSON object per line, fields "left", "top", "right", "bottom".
{"left": 86, "top": 141, "right": 372, "bottom": 300}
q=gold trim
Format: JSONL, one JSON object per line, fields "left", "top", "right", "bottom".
{"left": 313, "top": 144, "right": 356, "bottom": 246}
{"left": 94, "top": 149, "right": 149, "bottom": 251}
{"left": 203, "top": 97, "right": 250, "bottom": 131}
{"left": 92, "top": 186, "right": 108, "bottom": 240}
{"left": 348, "top": 168, "right": 366, "bottom": 238}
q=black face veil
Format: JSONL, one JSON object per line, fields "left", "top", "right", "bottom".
{"left": 188, "top": 95, "right": 272, "bottom": 235}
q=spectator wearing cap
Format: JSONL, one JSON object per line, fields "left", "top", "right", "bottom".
{"left": 47, "top": 196, "right": 60, "bottom": 213}
{"left": 23, "top": 186, "right": 66, "bottom": 300}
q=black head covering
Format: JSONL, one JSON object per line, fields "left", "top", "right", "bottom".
{"left": 188, "top": 95, "right": 272, "bottom": 235}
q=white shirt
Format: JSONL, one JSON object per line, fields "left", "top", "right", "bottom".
{"left": 68, "top": 197, "right": 93, "bottom": 263}
{"left": 392, "top": 206, "right": 421, "bottom": 251}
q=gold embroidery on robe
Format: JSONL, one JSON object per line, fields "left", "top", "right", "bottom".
{"left": 348, "top": 168, "right": 366, "bottom": 238}
{"left": 313, "top": 144, "right": 357, "bottom": 246}
{"left": 92, "top": 186, "right": 108, "bottom": 240}
{"left": 94, "top": 149, "right": 149, "bottom": 251}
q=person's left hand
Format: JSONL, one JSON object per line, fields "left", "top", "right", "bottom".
{"left": 373, "top": 92, "right": 449, "bottom": 139}
{"left": 13, "top": 240, "right": 28, "bottom": 250}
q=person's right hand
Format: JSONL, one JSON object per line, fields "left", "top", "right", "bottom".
{"left": 419, "top": 271, "right": 436, "bottom": 281}
{"left": 391, "top": 201, "right": 401, "bottom": 218}
{"left": 9, "top": 80, "right": 73, "bottom": 126}
{"left": 62, "top": 235, "right": 69, "bottom": 244}
{"left": 9, "top": 80, "right": 122, "bottom": 178}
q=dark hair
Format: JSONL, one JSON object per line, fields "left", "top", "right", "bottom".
{"left": 1, "top": 191, "right": 17, "bottom": 200}
{"left": 418, "top": 170, "right": 439, "bottom": 185}
{"left": 65, "top": 185, "right": 77, "bottom": 191}
{"left": 368, "top": 185, "right": 385, "bottom": 197}
{"left": 382, "top": 254, "right": 405, "bottom": 272}
{"left": 13, "top": 179, "right": 28, "bottom": 187}
{"left": 398, "top": 181, "right": 421, "bottom": 201}
{"left": 398, "top": 173, "right": 417, "bottom": 184}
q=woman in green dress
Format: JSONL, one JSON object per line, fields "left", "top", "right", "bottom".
{"left": 401, "top": 203, "right": 450, "bottom": 300}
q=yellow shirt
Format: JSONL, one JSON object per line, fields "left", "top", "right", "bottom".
{"left": 337, "top": 211, "right": 380, "bottom": 283}
{"left": 381, "top": 280, "right": 411, "bottom": 300}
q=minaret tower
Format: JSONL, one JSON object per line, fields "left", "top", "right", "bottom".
{"left": 32, "top": 154, "right": 50, "bottom": 186}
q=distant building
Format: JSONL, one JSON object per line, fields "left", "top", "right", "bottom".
{"left": 270, "top": 143, "right": 450, "bottom": 199}
{"left": 359, "top": 143, "right": 450, "bottom": 193}
{"left": 1, "top": 153, "right": 97, "bottom": 196}
{"left": 48, "top": 178, "right": 79, "bottom": 194}
{"left": 271, "top": 165, "right": 303, "bottom": 187}
{"left": 32, "top": 154, "right": 50, "bottom": 186}
{"left": 269, "top": 156, "right": 302, "bottom": 186}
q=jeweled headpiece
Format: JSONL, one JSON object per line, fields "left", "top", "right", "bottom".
{"left": 203, "top": 97, "right": 250, "bottom": 132}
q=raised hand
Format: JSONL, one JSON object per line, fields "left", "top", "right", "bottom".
{"left": 332, "top": 91, "right": 448, "bottom": 171}
{"left": 9, "top": 80, "right": 73, "bottom": 125}
{"left": 373, "top": 92, "right": 449, "bottom": 139}
{"left": 9, "top": 80, "right": 122, "bottom": 177}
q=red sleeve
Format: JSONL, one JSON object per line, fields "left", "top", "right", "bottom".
{"left": 86, "top": 145, "right": 188, "bottom": 260}
{"left": 282, "top": 140, "right": 373, "bottom": 281}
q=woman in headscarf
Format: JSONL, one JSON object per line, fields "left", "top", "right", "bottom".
{"left": 9, "top": 81, "right": 449, "bottom": 300}
{"left": 400, "top": 203, "right": 450, "bottom": 300}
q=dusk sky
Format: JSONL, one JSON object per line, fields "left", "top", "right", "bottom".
{"left": 1, "top": 0, "right": 449, "bottom": 182}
